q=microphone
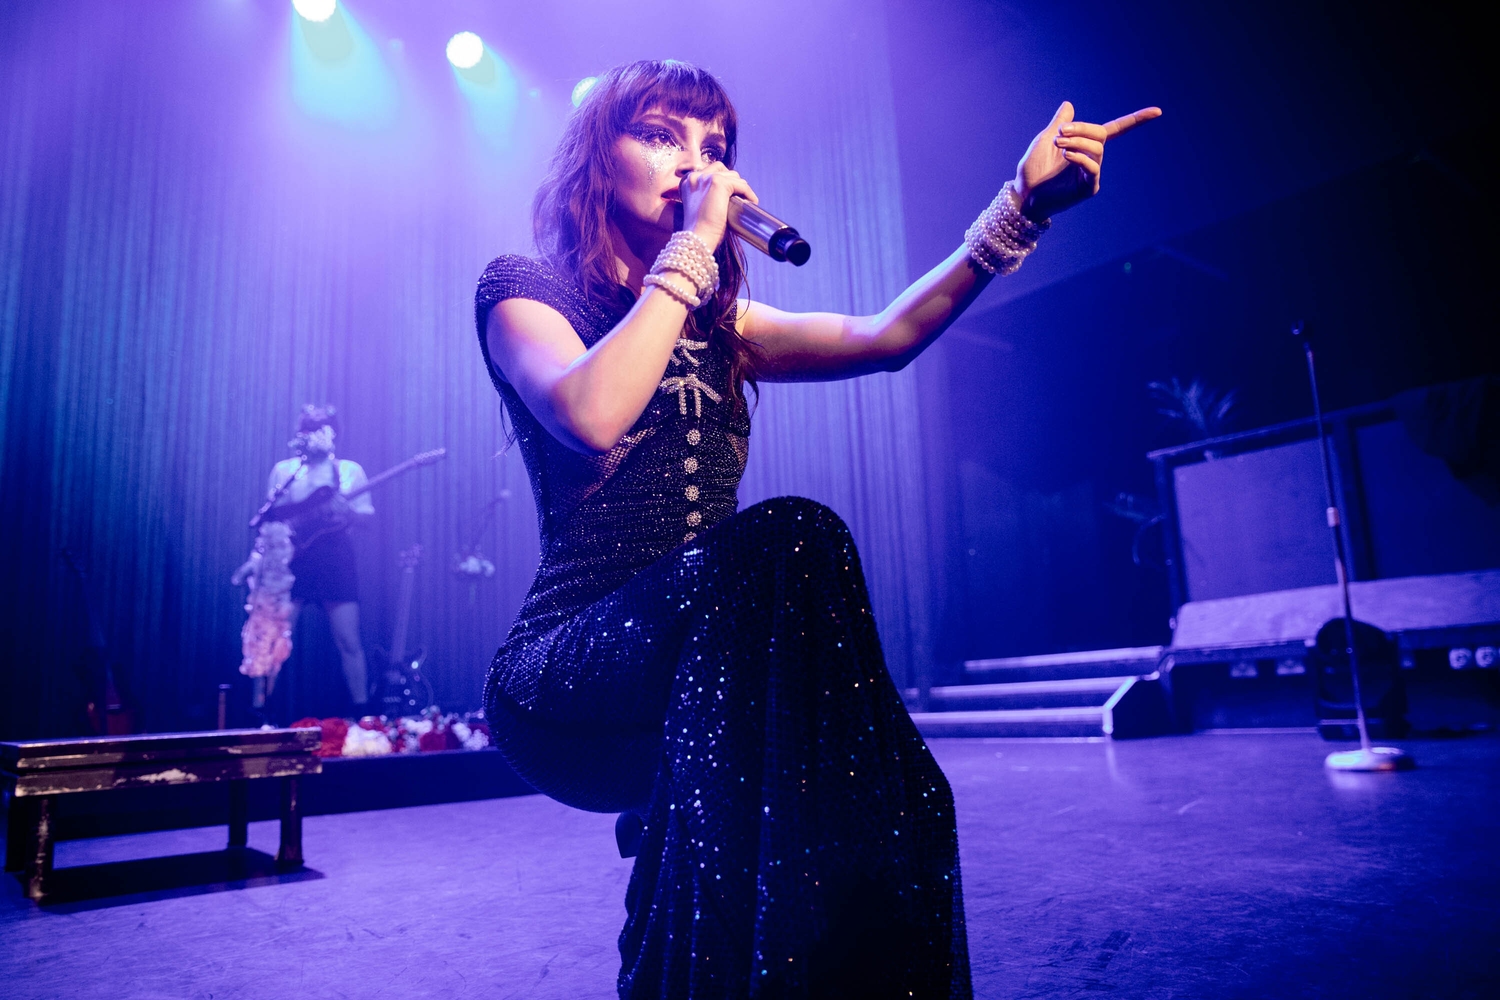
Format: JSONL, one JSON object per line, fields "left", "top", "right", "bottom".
{"left": 727, "top": 196, "right": 810, "bottom": 266}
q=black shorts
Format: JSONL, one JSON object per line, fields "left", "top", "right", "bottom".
{"left": 290, "top": 531, "right": 359, "bottom": 604}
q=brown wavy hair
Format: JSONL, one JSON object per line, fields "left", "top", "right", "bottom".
{"left": 532, "top": 60, "right": 758, "bottom": 406}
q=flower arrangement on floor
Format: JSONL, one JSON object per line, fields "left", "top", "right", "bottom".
{"left": 291, "top": 708, "right": 491, "bottom": 758}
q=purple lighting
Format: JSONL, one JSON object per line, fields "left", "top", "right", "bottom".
{"left": 1, "top": 1, "right": 1494, "bottom": 996}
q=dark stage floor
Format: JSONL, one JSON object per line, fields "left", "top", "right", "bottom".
{"left": 2, "top": 732, "right": 1496, "bottom": 999}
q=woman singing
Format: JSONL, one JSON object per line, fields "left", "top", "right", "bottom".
{"left": 475, "top": 59, "right": 1158, "bottom": 999}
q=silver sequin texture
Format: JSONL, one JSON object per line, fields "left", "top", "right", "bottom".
{"left": 474, "top": 255, "right": 970, "bottom": 997}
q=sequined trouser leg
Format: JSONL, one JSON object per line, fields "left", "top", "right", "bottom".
{"left": 486, "top": 497, "right": 971, "bottom": 1000}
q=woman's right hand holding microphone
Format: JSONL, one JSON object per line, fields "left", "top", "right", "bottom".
{"left": 677, "top": 163, "right": 759, "bottom": 252}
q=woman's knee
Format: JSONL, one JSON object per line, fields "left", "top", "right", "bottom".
{"left": 735, "top": 496, "right": 853, "bottom": 549}
{"left": 484, "top": 669, "right": 657, "bottom": 814}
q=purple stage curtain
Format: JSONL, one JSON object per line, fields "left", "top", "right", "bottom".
{"left": 0, "top": 0, "right": 938, "bottom": 739}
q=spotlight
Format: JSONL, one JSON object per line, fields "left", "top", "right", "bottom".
{"left": 446, "top": 32, "right": 484, "bottom": 70}
{"left": 571, "top": 76, "right": 598, "bottom": 108}
{"left": 292, "top": 0, "right": 337, "bottom": 23}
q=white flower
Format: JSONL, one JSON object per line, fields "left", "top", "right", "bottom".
{"left": 342, "top": 726, "right": 393, "bottom": 757}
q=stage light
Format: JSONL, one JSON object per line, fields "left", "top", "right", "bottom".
{"left": 452, "top": 44, "right": 519, "bottom": 144}
{"left": 446, "top": 32, "right": 484, "bottom": 70}
{"left": 293, "top": 0, "right": 337, "bottom": 23}
{"left": 571, "top": 76, "right": 598, "bottom": 107}
{"left": 290, "top": 2, "right": 396, "bottom": 127}
{"left": 571, "top": 76, "right": 598, "bottom": 108}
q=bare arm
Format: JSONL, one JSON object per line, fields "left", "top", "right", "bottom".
{"left": 739, "top": 102, "right": 1161, "bottom": 383}
{"left": 485, "top": 288, "right": 692, "bottom": 454}
{"left": 486, "top": 156, "right": 757, "bottom": 454}
{"left": 739, "top": 244, "right": 991, "bottom": 381}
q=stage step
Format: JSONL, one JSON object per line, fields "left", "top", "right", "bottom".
{"left": 927, "top": 675, "right": 1134, "bottom": 711}
{"left": 909, "top": 706, "right": 1107, "bottom": 738}
{"left": 908, "top": 646, "right": 1174, "bottom": 739}
{"left": 964, "top": 645, "right": 1164, "bottom": 683}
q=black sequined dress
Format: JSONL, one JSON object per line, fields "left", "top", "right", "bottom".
{"left": 475, "top": 255, "right": 970, "bottom": 999}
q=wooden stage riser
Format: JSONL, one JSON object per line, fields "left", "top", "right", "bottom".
{"left": 1, "top": 748, "right": 534, "bottom": 842}
{"left": 8, "top": 756, "right": 322, "bottom": 796}
{"left": 0, "top": 729, "right": 321, "bottom": 771}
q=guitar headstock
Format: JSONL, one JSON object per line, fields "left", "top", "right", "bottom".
{"left": 397, "top": 544, "right": 424, "bottom": 569}
{"left": 412, "top": 448, "right": 447, "bottom": 466}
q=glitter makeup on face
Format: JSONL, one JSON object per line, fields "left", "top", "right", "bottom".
{"left": 643, "top": 142, "right": 676, "bottom": 182}
{"left": 626, "top": 123, "right": 682, "bottom": 183}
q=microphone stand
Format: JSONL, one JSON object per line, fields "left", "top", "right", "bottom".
{"left": 1293, "top": 322, "right": 1414, "bottom": 772}
{"left": 249, "top": 457, "right": 306, "bottom": 529}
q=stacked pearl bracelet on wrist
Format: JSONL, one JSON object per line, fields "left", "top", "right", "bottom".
{"left": 964, "top": 181, "right": 1050, "bottom": 276}
{"left": 643, "top": 272, "right": 702, "bottom": 309}
{"left": 647, "top": 230, "right": 719, "bottom": 309}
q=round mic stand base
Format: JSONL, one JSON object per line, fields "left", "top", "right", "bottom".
{"left": 1325, "top": 745, "right": 1416, "bottom": 772}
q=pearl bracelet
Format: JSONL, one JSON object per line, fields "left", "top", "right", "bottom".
{"left": 964, "top": 181, "right": 1050, "bottom": 276}
{"left": 649, "top": 230, "right": 719, "bottom": 302}
{"left": 643, "top": 272, "right": 702, "bottom": 310}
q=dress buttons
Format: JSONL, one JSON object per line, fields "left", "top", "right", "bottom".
{"left": 687, "top": 429, "right": 701, "bottom": 445}
{"left": 683, "top": 457, "right": 698, "bottom": 474}
{"left": 687, "top": 511, "right": 703, "bottom": 527}
{"left": 685, "top": 485, "right": 700, "bottom": 501}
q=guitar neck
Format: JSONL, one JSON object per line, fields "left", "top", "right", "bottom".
{"left": 342, "top": 448, "right": 446, "bottom": 502}
{"left": 390, "top": 568, "right": 415, "bottom": 661}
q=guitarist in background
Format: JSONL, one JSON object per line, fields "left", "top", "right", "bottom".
{"left": 265, "top": 404, "right": 374, "bottom": 713}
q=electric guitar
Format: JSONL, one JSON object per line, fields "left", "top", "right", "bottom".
{"left": 377, "top": 544, "right": 434, "bottom": 716}
{"left": 256, "top": 448, "right": 446, "bottom": 547}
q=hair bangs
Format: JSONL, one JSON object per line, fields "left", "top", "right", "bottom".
{"left": 610, "top": 62, "right": 737, "bottom": 162}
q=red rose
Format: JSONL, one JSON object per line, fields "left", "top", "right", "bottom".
{"left": 316, "top": 717, "right": 350, "bottom": 757}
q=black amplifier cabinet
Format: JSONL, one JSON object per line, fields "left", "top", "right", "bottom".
{"left": 1162, "top": 572, "right": 1500, "bottom": 733}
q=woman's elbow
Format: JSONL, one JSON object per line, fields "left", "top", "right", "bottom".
{"left": 549, "top": 397, "right": 625, "bottom": 455}
{"left": 881, "top": 350, "right": 916, "bottom": 373}
{"left": 553, "top": 415, "right": 620, "bottom": 455}
{"left": 571, "top": 426, "right": 622, "bottom": 455}
{"left": 857, "top": 316, "right": 917, "bottom": 373}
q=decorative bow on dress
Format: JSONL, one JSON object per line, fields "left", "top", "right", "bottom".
{"left": 659, "top": 338, "right": 721, "bottom": 416}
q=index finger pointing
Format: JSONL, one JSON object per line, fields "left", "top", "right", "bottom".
{"left": 1103, "top": 107, "right": 1162, "bottom": 139}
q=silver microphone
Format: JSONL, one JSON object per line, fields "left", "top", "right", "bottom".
{"left": 727, "top": 196, "right": 810, "bottom": 266}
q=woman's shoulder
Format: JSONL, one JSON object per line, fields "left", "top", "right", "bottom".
{"left": 476, "top": 255, "right": 577, "bottom": 317}
{"left": 477, "top": 254, "right": 566, "bottom": 293}
{"left": 474, "top": 254, "right": 616, "bottom": 340}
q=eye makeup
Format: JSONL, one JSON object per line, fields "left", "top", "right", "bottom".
{"left": 626, "top": 123, "right": 679, "bottom": 181}
{"left": 626, "top": 119, "right": 728, "bottom": 180}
